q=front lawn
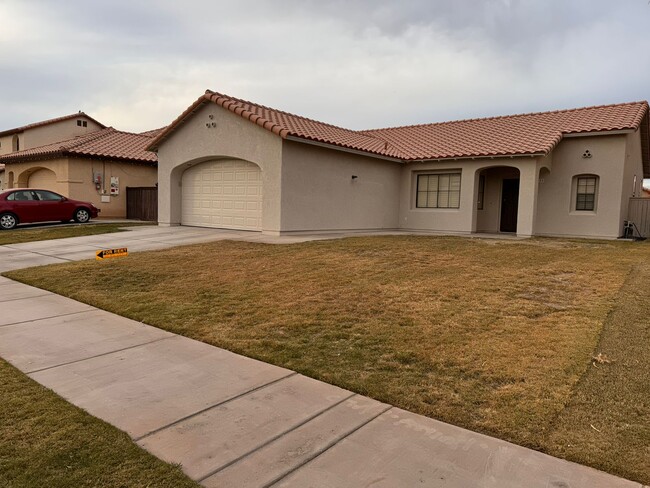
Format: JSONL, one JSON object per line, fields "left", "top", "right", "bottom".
{"left": 0, "top": 222, "right": 152, "bottom": 246}
{"left": 5, "top": 236, "right": 650, "bottom": 484}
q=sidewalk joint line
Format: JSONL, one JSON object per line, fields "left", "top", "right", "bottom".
{"left": 263, "top": 403, "right": 393, "bottom": 488}
{"left": 196, "top": 392, "right": 357, "bottom": 483}
{"left": 134, "top": 371, "right": 299, "bottom": 442}
{"left": 0, "top": 293, "right": 53, "bottom": 304}
{"left": 2, "top": 246, "right": 75, "bottom": 262}
{"left": 0, "top": 309, "right": 95, "bottom": 328}
{"left": 26, "top": 336, "right": 175, "bottom": 375}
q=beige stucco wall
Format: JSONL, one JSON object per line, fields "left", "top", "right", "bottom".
{"left": 10, "top": 158, "right": 70, "bottom": 194}
{"left": 0, "top": 168, "right": 4, "bottom": 190}
{"left": 0, "top": 134, "right": 23, "bottom": 156}
{"left": 155, "top": 102, "right": 283, "bottom": 232}
{"left": 279, "top": 141, "right": 401, "bottom": 232}
{"left": 23, "top": 116, "right": 102, "bottom": 149}
{"left": 67, "top": 158, "right": 157, "bottom": 218}
{"left": 5, "top": 157, "right": 156, "bottom": 218}
{"left": 535, "top": 134, "right": 629, "bottom": 238}
{"left": 621, "top": 130, "right": 645, "bottom": 222}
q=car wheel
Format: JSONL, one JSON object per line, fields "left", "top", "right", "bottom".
{"left": 0, "top": 213, "right": 18, "bottom": 230}
{"left": 74, "top": 208, "right": 91, "bottom": 223}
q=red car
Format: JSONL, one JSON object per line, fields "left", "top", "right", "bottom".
{"left": 0, "top": 188, "right": 100, "bottom": 230}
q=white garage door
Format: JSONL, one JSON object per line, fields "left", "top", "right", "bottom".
{"left": 182, "top": 160, "right": 262, "bottom": 230}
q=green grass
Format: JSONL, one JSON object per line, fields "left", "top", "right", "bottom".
{"left": 0, "top": 223, "right": 152, "bottom": 246}
{"left": 5, "top": 235, "right": 650, "bottom": 484}
{"left": 0, "top": 359, "right": 198, "bottom": 488}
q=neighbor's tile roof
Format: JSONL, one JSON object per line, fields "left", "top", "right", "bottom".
{"left": 0, "top": 112, "right": 105, "bottom": 138}
{"left": 138, "top": 127, "right": 167, "bottom": 138}
{"left": 0, "top": 127, "right": 157, "bottom": 164}
{"left": 149, "top": 91, "right": 649, "bottom": 167}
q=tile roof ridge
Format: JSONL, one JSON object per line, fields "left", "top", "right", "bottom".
{"left": 204, "top": 89, "right": 363, "bottom": 134}
{"left": 361, "top": 100, "right": 649, "bottom": 133}
{"left": 138, "top": 126, "right": 168, "bottom": 137}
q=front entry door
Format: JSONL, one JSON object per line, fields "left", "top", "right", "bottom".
{"left": 500, "top": 179, "right": 519, "bottom": 233}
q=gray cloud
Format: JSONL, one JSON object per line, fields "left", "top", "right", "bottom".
{"left": 0, "top": 0, "right": 649, "bottom": 133}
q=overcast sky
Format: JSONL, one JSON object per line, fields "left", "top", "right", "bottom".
{"left": 1, "top": 0, "right": 649, "bottom": 133}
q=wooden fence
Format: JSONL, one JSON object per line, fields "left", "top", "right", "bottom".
{"left": 126, "top": 187, "right": 158, "bottom": 221}
{"left": 628, "top": 198, "right": 650, "bottom": 237}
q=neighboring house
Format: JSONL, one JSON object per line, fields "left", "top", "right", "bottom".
{"left": 0, "top": 164, "right": 4, "bottom": 190}
{"left": 0, "top": 112, "right": 105, "bottom": 159}
{"left": 0, "top": 128, "right": 160, "bottom": 218}
{"left": 149, "top": 90, "right": 650, "bottom": 239}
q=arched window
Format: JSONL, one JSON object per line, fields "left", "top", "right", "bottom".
{"left": 11, "top": 135, "right": 19, "bottom": 152}
{"left": 573, "top": 174, "right": 599, "bottom": 211}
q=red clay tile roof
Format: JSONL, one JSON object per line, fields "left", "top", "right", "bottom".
{"left": 148, "top": 90, "right": 650, "bottom": 175}
{"left": 0, "top": 128, "right": 157, "bottom": 165}
{"left": 361, "top": 101, "right": 649, "bottom": 160}
{"left": 138, "top": 127, "right": 167, "bottom": 138}
{"left": 0, "top": 112, "right": 105, "bottom": 138}
{"left": 148, "top": 90, "right": 398, "bottom": 158}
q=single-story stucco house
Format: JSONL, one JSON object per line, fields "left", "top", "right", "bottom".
{"left": 148, "top": 90, "right": 650, "bottom": 239}
{"left": 0, "top": 125, "right": 161, "bottom": 218}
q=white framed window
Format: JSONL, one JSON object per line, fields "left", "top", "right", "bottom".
{"left": 575, "top": 175, "right": 598, "bottom": 211}
{"left": 416, "top": 173, "right": 461, "bottom": 208}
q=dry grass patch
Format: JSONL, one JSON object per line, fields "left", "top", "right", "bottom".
{"left": 6, "top": 235, "right": 650, "bottom": 483}
{"left": 0, "top": 222, "right": 152, "bottom": 245}
{"left": 0, "top": 359, "right": 198, "bottom": 487}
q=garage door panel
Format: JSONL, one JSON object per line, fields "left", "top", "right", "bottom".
{"left": 182, "top": 160, "right": 262, "bottom": 231}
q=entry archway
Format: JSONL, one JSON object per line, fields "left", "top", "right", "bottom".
{"left": 475, "top": 166, "right": 521, "bottom": 233}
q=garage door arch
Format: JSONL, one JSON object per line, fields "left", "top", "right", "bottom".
{"left": 181, "top": 159, "right": 262, "bottom": 230}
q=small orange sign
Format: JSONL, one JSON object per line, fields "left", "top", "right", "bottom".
{"left": 96, "top": 248, "right": 128, "bottom": 260}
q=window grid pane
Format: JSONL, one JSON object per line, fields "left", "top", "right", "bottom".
{"left": 416, "top": 173, "right": 461, "bottom": 208}
{"left": 576, "top": 176, "right": 597, "bottom": 211}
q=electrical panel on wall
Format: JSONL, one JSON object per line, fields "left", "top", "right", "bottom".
{"left": 110, "top": 176, "right": 120, "bottom": 196}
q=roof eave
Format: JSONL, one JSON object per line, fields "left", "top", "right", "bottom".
{"left": 284, "top": 135, "right": 402, "bottom": 162}
{"left": 0, "top": 112, "right": 106, "bottom": 138}
{"left": 403, "top": 152, "right": 547, "bottom": 164}
{"left": 146, "top": 96, "right": 211, "bottom": 152}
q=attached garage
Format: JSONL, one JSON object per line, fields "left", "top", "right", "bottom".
{"left": 181, "top": 159, "right": 262, "bottom": 230}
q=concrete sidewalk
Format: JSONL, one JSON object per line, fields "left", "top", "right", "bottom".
{"left": 0, "top": 276, "right": 643, "bottom": 487}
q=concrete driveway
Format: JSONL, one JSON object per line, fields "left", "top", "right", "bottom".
{"left": 0, "top": 225, "right": 645, "bottom": 487}
{"left": 0, "top": 225, "right": 330, "bottom": 273}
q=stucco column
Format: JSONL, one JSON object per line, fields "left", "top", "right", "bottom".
{"left": 460, "top": 167, "right": 479, "bottom": 233}
{"left": 157, "top": 165, "right": 182, "bottom": 226}
{"left": 516, "top": 163, "right": 539, "bottom": 237}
